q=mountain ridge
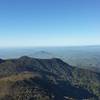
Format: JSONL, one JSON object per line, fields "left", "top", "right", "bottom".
{"left": 0, "top": 56, "right": 100, "bottom": 100}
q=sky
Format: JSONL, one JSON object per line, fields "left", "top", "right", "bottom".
{"left": 0, "top": 0, "right": 100, "bottom": 47}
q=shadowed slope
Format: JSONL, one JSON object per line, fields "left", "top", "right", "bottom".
{"left": 0, "top": 56, "right": 99, "bottom": 100}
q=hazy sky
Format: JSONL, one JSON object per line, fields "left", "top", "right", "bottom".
{"left": 0, "top": 0, "right": 100, "bottom": 47}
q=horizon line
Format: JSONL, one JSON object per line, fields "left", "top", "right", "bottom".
{"left": 0, "top": 44, "right": 100, "bottom": 48}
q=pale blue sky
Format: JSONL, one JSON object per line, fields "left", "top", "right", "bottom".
{"left": 0, "top": 0, "right": 100, "bottom": 47}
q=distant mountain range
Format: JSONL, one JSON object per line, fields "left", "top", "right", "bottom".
{"left": 0, "top": 46, "right": 100, "bottom": 72}
{"left": 0, "top": 56, "right": 100, "bottom": 100}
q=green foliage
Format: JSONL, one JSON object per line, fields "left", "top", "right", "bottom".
{"left": 0, "top": 56, "right": 99, "bottom": 100}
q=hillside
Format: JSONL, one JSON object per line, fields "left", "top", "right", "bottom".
{"left": 0, "top": 56, "right": 100, "bottom": 100}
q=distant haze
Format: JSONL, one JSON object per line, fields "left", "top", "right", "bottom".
{"left": 0, "top": 46, "right": 100, "bottom": 71}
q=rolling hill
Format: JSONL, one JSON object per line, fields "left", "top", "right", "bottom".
{"left": 0, "top": 56, "right": 100, "bottom": 100}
